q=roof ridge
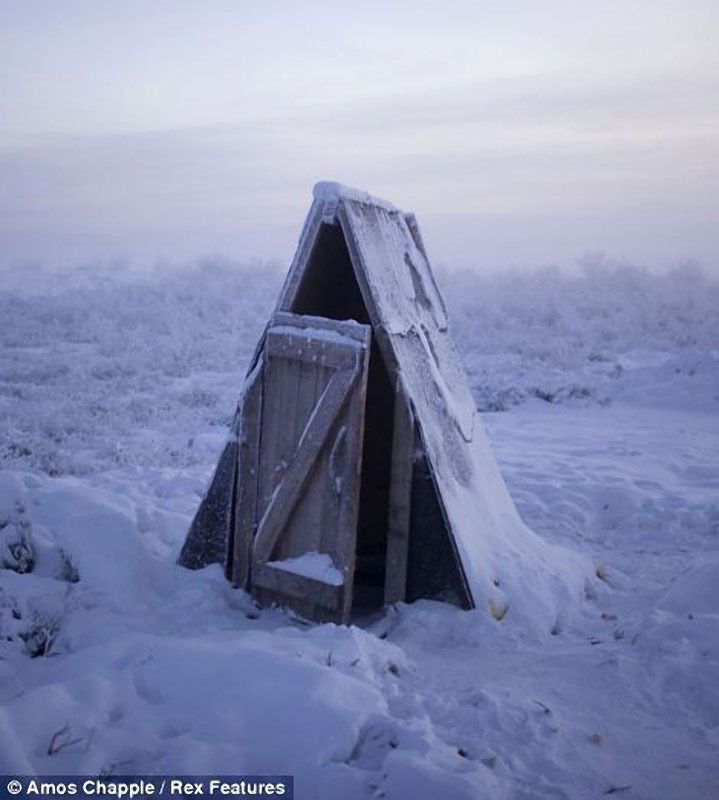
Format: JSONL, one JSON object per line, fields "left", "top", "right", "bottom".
{"left": 312, "top": 181, "right": 399, "bottom": 213}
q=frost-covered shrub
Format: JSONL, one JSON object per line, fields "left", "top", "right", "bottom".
{"left": 0, "top": 259, "right": 280, "bottom": 475}
{"left": 0, "top": 257, "right": 717, "bottom": 475}
{"left": 0, "top": 590, "right": 22, "bottom": 640}
{"left": 441, "top": 259, "right": 719, "bottom": 411}
{"left": 18, "top": 604, "right": 64, "bottom": 657}
{"left": 0, "top": 504, "right": 35, "bottom": 574}
{"left": 442, "top": 259, "right": 719, "bottom": 361}
{"left": 0, "top": 591, "right": 66, "bottom": 657}
{"left": 57, "top": 549, "right": 80, "bottom": 583}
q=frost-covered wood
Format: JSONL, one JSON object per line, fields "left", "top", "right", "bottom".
{"left": 231, "top": 362, "right": 263, "bottom": 589}
{"left": 252, "top": 369, "right": 355, "bottom": 561}
{"left": 247, "top": 313, "right": 370, "bottom": 622}
{"left": 384, "top": 381, "right": 414, "bottom": 605}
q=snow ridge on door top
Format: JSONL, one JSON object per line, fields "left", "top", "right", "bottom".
{"left": 244, "top": 312, "right": 371, "bottom": 623}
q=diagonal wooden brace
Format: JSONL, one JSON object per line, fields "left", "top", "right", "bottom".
{"left": 252, "top": 363, "right": 359, "bottom": 563}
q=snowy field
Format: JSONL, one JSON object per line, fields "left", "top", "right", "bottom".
{"left": 1, "top": 260, "right": 718, "bottom": 799}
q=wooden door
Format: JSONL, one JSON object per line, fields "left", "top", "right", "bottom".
{"left": 234, "top": 311, "right": 371, "bottom": 623}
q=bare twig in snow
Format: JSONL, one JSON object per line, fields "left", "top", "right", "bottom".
{"left": 534, "top": 700, "right": 552, "bottom": 714}
{"left": 47, "top": 723, "right": 83, "bottom": 755}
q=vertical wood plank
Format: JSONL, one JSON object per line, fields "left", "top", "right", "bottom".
{"left": 275, "top": 357, "right": 323, "bottom": 560}
{"left": 384, "top": 379, "right": 414, "bottom": 605}
{"left": 308, "top": 364, "right": 332, "bottom": 558}
{"left": 252, "top": 366, "right": 357, "bottom": 564}
{"left": 231, "top": 362, "right": 264, "bottom": 589}
{"left": 317, "top": 407, "right": 342, "bottom": 559}
{"left": 334, "top": 328, "right": 371, "bottom": 622}
{"left": 257, "top": 346, "right": 299, "bottom": 521}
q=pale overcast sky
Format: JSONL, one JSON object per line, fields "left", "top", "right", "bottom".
{"left": 1, "top": 1, "right": 717, "bottom": 271}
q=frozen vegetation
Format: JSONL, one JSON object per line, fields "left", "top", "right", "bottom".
{"left": 1, "top": 258, "right": 718, "bottom": 798}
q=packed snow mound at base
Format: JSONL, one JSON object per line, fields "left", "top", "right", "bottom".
{"left": 1, "top": 260, "right": 718, "bottom": 797}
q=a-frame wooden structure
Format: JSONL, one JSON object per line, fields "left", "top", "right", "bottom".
{"left": 180, "top": 182, "right": 589, "bottom": 626}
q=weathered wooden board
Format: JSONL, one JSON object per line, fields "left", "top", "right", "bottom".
{"left": 249, "top": 312, "right": 371, "bottom": 622}
{"left": 252, "top": 562, "right": 343, "bottom": 610}
{"left": 384, "top": 380, "right": 415, "bottom": 605}
{"left": 266, "top": 329, "right": 362, "bottom": 371}
{"left": 231, "top": 363, "right": 264, "bottom": 589}
{"left": 272, "top": 310, "right": 369, "bottom": 344}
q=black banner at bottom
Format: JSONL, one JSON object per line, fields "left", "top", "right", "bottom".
{"left": 0, "top": 777, "right": 293, "bottom": 800}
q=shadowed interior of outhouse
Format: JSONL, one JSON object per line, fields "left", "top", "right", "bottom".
{"left": 290, "top": 222, "right": 395, "bottom": 612}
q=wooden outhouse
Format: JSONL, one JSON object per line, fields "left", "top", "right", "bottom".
{"left": 180, "top": 182, "right": 588, "bottom": 626}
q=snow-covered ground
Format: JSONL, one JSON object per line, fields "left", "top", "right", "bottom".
{"left": 1, "top": 260, "right": 718, "bottom": 799}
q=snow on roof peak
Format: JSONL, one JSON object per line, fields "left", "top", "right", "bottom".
{"left": 312, "top": 181, "right": 398, "bottom": 212}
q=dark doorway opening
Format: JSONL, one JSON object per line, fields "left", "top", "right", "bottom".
{"left": 290, "top": 222, "right": 395, "bottom": 614}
